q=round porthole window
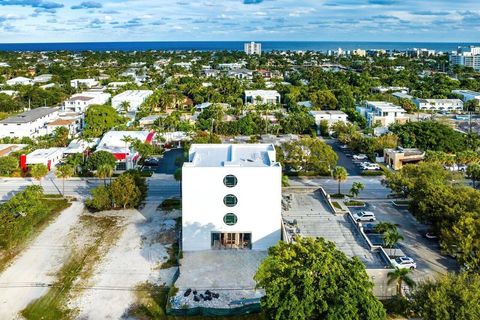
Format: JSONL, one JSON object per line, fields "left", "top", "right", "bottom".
{"left": 223, "top": 175, "right": 238, "bottom": 188}
{"left": 223, "top": 213, "right": 238, "bottom": 226}
{"left": 223, "top": 194, "right": 238, "bottom": 207}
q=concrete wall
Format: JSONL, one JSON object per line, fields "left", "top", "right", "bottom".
{"left": 182, "top": 165, "right": 282, "bottom": 251}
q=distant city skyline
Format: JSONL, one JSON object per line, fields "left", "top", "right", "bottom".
{"left": 0, "top": 0, "right": 479, "bottom": 43}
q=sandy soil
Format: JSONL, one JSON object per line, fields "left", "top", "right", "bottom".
{"left": 69, "top": 203, "right": 179, "bottom": 320}
{"left": 0, "top": 202, "right": 85, "bottom": 320}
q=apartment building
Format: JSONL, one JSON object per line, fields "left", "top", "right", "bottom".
{"left": 244, "top": 90, "right": 281, "bottom": 105}
{"left": 111, "top": 90, "right": 153, "bottom": 113}
{"left": 244, "top": 41, "right": 262, "bottom": 55}
{"left": 0, "top": 107, "right": 59, "bottom": 138}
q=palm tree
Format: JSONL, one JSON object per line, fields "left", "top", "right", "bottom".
{"left": 387, "top": 268, "right": 415, "bottom": 296}
{"left": 119, "top": 101, "right": 131, "bottom": 114}
{"left": 384, "top": 229, "right": 404, "bottom": 257}
{"left": 30, "top": 164, "right": 48, "bottom": 186}
{"left": 121, "top": 135, "right": 134, "bottom": 169}
{"left": 332, "top": 166, "right": 348, "bottom": 195}
{"left": 96, "top": 164, "right": 114, "bottom": 186}
{"left": 350, "top": 182, "right": 364, "bottom": 198}
{"left": 56, "top": 165, "right": 74, "bottom": 196}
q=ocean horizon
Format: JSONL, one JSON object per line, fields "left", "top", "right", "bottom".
{"left": 0, "top": 41, "right": 479, "bottom": 53}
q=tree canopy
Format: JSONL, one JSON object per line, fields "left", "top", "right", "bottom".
{"left": 255, "top": 237, "right": 386, "bottom": 320}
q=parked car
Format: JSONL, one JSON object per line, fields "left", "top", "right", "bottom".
{"left": 340, "top": 144, "right": 348, "bottom": 149}
{"left": 353, "top": 154, "right": 368, "bottom": 160}
{"left": 425, "top": 232, "right": 438, "bottom": 240}
{"left": 362, "top": 223, "right": 378, "bottom": 234}
{"left": 362, "top": 163, "right": 380, "bottom": 170}
{"left": 391, "top": 256, "right": 417, "bottom": 270}
{"left": 353, "top": 211, "right": 376, "bottom": 222}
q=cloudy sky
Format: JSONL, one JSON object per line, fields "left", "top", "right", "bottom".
{"left": 0, "top": 0, "right": 479, "bottom": 43}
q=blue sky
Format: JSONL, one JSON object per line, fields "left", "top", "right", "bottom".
{"left": 0, "top": 0, "right": 479, "bottom": 42}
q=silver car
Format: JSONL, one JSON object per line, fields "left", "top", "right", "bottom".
{"left": 352, "top": 211, "right": 376, "bottom": 222}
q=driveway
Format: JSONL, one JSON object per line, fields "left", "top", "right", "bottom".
{"left": 350, "top": 201, "right": 458, "bottom": 283}
{"left": 324, "top": 139, "right": 363, "bottom": 175}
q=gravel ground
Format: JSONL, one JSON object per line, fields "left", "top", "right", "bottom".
{"left": 69, "top": 203, "right": 179, "bottom": 320}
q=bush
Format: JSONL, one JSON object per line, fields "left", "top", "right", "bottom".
{"left": 85, "top": 186, "right": 112, "bottom": 211}
{"left": 0, "top": 156, "right": 19, "bottom": 176}
{"left": 361, "top": 170, "right": 384, "bottom": 176}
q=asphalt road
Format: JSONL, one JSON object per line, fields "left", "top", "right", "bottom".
{"left": 325, "top": 139, "right": 363, "bottom": 176}
{"left": 0, "top": 174, "right": 180, "bottom": 202}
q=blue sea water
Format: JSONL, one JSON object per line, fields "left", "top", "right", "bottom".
{"left": 0, "top": 41, "right": 479, "bottom": 52}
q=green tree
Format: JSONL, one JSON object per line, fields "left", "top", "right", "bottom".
{"left": 30, "top": 164, "right": 48, "bottom": 186}
{"left": 383, "top": 229, "right": 404, "bottom": 256}
{"left": 52, "top": 126, "right": 69, "bottom": 147}
{"left": 110, "top": 174, "right": 141, "bottom": 209}
{"left": 85, "top": 185, "right": 112, "bottom": 211}
{"left": 332, "top": 166, "right": 348, "bottom": 195}
{"left": 387, "top": 268, "right": 415, "bottom": 297}
{"left": 0, "top": 156, "right": 19, "bottom": 176}
{"left": 119, "top": 100, "right": 130, "bottom": 113}
{"left": 411, "top": 272, "right": 480, "bottom": 319}
{"left": 310, "top": 90, "right": 338, "bottom": 110}
{"left": 319, "top": 119, "right": 330, "bottom": 137}
{"left": 466, "top": 163, "right": 480, "bottom": 188}
{"left": 56, "top": 165, "right": 74, "bottom": 196}
{"left": 254, "top": 237, "right": 386, "bottom": 320}
{"left": 83, "top": 105, "right": 125, "bottom": 138}
{"left": 85, "top": 151, "right": 117, "bottom": 172}
{"left": 96, "top": 164, "right": 114, "bottom": 186}
{"left": 374, "top": 222, "right": 397, "bottom": 234}
{"left": 349, "top": 182, "right": 364, "bottom": 198}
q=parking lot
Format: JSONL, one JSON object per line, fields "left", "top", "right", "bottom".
{"left": 349, "top": 201, "right": 459, "bottom": 283}
{"left": 325, "top": 139, "right": 363, "bottom": 175}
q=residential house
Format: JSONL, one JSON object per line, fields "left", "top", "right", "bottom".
{"left": 414, "top": 98, "right": 463, "bottom": 112}
{"left": 227, "top": 69, "right": 253, "bottom": 80}
{"left": 309, "top": 110, "right": 348, "bottom": 129}
{"left": 245, "top": 90, "right": 281, "bottom": 105}
{"left": 6, "top": 77, "right": 33, "bottom": 86}
{"left": 111, "top": 90, "right": 153, "bottom": 113}
{"left": 63, "top": 91, "right": 111, "bottom": 113}
{"left": 356, "top": 101, "right": 408, "bottom": 133}
{"left": 453, "top": 89, "right": 480, "bottom": 102}
{"left": 70, "top": 79, "right": 98, "bottom": 89}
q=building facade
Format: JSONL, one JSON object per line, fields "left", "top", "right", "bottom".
{"left": 244, "top": 90, "right": 281, "bottom": 105}
{"left": 453, "top": 89, "right": 480, "bottom": 102}
{"left": 356, "top": 101, "right": 408, "bottom": 128}
{"left": 414, "top": 98, "right": 463, "bottom": 112}
{"left": 112, "top": 90, "right": 153, "bottom": 113}
{"left": 309, "top": 110, "right": 348, "bottom": 128}
{"left": 244, "top": 42, "right": 261, "bottom": 55}
{"left": 0, "top": 107, "right": 59, "bottom": 138}
{"left": 449, "top": 46, "right": 480, "bottom": 71}
{"left": 63, "top": 91, "right": 111, "bottom": 113}
{"left": 182, "top": 144, "right": 282, "bottom": 251}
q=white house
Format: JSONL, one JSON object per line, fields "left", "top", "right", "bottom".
{"left": 0, "top": 90, "right": 18, "bottom": 96}
{"left": 24, "top": 148, "right": 66, "bottom": 170}
{"left": 453, "top": 90, "right": 480, "bottom": 102}
{"left": 414, "top": 98, "right": 463, "bottom": 111}
{"left": 33, "top": 74, "right": 53, "bottom": 83}
{"left": 309, "top": 110, "right": 348, "bottom": 128}
{"left": 111, "top": 90, "right": 153, "bottom": 113}
{"left": 6, "top": 77, "right": 33, "bottom": 86}
{"left": 182, "top": 144, "right": 282, "bottom": 251}
{"left": 245, "top": 90, "right": 281, "bottom": 105}
{"left": 227, "top": 69, "right": 253, "bottom": 80}
{"left": 96, "top": 130, "right": 155, "bottom": 171}
{"left": 63, "top": 91, "right": 111, "bottom": 113}
{"left": 356, "top": 101, "right": 408, "bottom": 130}
{"left": 70, "top": 79, "right": 98, "bottom": 89}
{"left": 0, "top": 107, "right": 59, "bottom": 138}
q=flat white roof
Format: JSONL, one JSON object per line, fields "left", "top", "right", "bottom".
{"left": 112, "top": 90, "right": 153, "bottom": 99}
{"left": 244, "top": 90, "right": 280, "bottom": 97}
{"left": 453, "top": 89, "right": 480, "bottom": 96}
{"left": 27, "top": 148, "right": 65, "bottom": 159}
{"left": 186, "top": 144, "right": 278, "bottom": 168}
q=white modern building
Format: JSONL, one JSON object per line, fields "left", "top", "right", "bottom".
{"left": 0, "top": 107, "right": 59, "bottom": 138}
{"left": 182, "top": 144, "right": 281, "bottom": 251}
{"left": 111, "top": 90, "right": 153, "bottom": 113}
{"left": 309, "top": 110, "right": 348, "bottom": 128}
{"left": 414, "top": 98, "right": 463, "bottom": 111}
{"left": 63, "top": 91, "right": 111, "bottom": 113}
{"left": 96, "top": 130, "right": 155, "bottom": 170}
{"left": 24, "top": 148, "right": 66, "bottom": 170}
{"left": 245, "top": 90, "right": 281, "bottom": 105}
{"left": 70, "top": 78, "right": 99, "bottom": 89}
{"left": 6, "top": 77, "right": 33, "bottom": 86}
{"left": 356, "top": 101, "right": 408, "bottom": 128}
{"left": 449, "top": 46, "right": 480, "bottom": 71}
{"left": 453, "top": 89, "right": 480, "bottom": 102}
{"left": 244, "top": 42, "right": 262, "bottom": 55}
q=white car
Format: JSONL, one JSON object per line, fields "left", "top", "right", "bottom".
{"left": 362, "top": 163, "right": 380, "bottom": 171}
{"left": 391, "top": 256, "right": 417, "bottom": 270}
{"left": 353, "top": 154, "right": 368, "bottom": 160}
{"left": 352, "top": 211, "right": 376, "bottom": 222}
